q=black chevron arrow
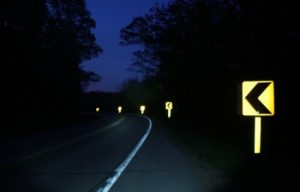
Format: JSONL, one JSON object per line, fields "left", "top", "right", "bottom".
{"left": 246, "top": 82, "right": 271, "bottom": 114}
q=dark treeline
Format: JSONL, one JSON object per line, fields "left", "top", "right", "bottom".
{"left": 120, "top": 0, "right": 299, "bottom": 128}
{"left": 80, "top": 91, "right": 124, "bottom": 113}
{"left": 120, "top": 2, "right": 299, "bottom": 189}
{"left": 119, "top": 0, "right": 300, "bottom": 167}
{"left": 118, "top": 77, "right": 164, "bottom": 115}
{"left": 1, "top": 0, "right": 101, "bottom": 128}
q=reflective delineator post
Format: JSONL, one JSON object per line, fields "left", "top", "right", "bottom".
{"left": 140, "top": 105, "right": 145, "bottom": 114}
{"left": 165, "top": 101, "right": 173, "bottom": 118}
{"left": 118, "top": 106, "right": 122, "bottom": 113}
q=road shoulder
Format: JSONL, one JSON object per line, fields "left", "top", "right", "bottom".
{"left": 111, "top": 117, "right": 230, "bottom": 192}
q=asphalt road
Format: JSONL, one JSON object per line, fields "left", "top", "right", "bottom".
{"left": 0, "top": 114, "right": 203, "bottom": 192}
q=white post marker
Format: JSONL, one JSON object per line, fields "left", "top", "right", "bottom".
{"left": 118, "top": 106, "right": 122, "bottom": 114}
{"left": 165, "top": 101, "right": 173, "bottom": 118}
{"left": 140, "top": 105, "right": 146, "bottom": 114}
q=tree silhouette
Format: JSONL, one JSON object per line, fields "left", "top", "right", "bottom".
{"left": 120, "top": 0, "right": 300, "bottom": 123}
{"left": 120, "top": 0, "right": 241, "bottom": 119}
{"left": 1, "top": 0, "right": 101, "bottom": 127}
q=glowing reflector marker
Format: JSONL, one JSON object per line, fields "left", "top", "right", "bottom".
{"left": 118, "top": 106, "right": 122, "bottom": 113}
{"left": 140, "top": 105, "right": 146, "bottom": 114}
{"left": 254, "top": 117, "right": 261, "bottom": 154}
{"left": 96, "top": 107, "right": 100, "bottom": 112}
{"left": 165, "top": 101, "right": 173, "bottom": 118}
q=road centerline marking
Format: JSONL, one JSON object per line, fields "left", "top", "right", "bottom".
{"left": 0, "top": 117, "right": 125, "bottom": 169}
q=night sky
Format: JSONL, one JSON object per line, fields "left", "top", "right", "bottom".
{"left": 82, "top": 0, "right": 170, "bottom": 92}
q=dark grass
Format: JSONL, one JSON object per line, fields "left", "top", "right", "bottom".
{"left": 159, "top": 114, "right": 298, "bottom": 192}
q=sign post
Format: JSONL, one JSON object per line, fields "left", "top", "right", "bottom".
{"left": 254, "top": 117, "right": 262, "bottom": 154}
{"left": 242, "top": 80, "right": 274, "bottom": 154}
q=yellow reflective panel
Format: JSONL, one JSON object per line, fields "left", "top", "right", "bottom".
{"left": 140, "top": 105, "right": 146, "bottom": 114}
{"left": 254, "top": 117, "right": 261, "bottom": 154}
{"left": 118, "top": 106, "right": 122, "bottom": 113}
{"left": 96, "top": 107, "right": 100, "bottom": 112}
{"left": 165, "top": 101, "right": 173, "bottom": 110}
{"left": 242, "top": 80, "right": 275, "bottom": 116}
{"left": 259, "top": 82, "right": 275, "bottom": 115}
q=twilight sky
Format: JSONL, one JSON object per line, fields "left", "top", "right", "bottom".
{"left": 82, "top": 0, "right": 170, "bottom": 92}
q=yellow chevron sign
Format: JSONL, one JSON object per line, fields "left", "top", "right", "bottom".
{"left": 242, "top": 81, "right": 274, "bottom": 116}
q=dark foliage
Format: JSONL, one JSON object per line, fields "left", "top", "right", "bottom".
{"left": 0, "top": 0, "right": 101, "bottom": 127}
{"left": 120, "top": 0, "right": 299, "bottom": 123}
{"left": 120, "top": 1, "right": 299, "bottom": 190}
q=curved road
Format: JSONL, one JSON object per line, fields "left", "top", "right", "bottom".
{"left": 0, "top": 114, "right": 203, "bottom": 192}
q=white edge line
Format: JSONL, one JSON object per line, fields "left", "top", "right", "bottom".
{"left": 97, "top": 116, "right": 152, "bottom": 192}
